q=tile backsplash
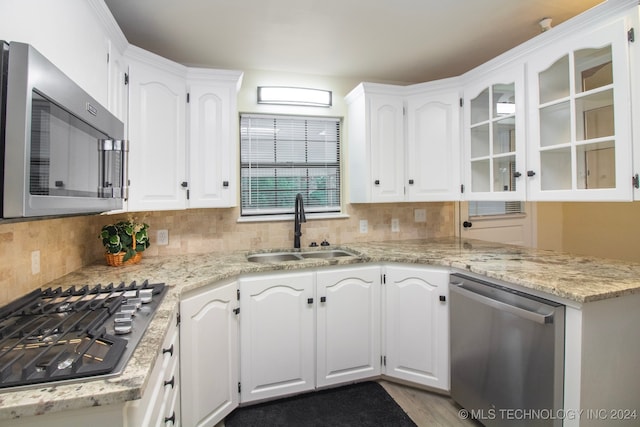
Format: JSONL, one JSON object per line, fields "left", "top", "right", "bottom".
{"left": 0, "top": 202, "right": 455, "bottom": 304}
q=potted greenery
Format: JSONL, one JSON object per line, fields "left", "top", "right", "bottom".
{"left": 100, "top": 219, "right": 150, "bottom": 266}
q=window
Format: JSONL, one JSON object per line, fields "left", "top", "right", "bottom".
{"left": 468, "top": 201, "right": 524, "bottom": 217}
{"left": 240, "top": 114, "right": 341, "bottom": 217}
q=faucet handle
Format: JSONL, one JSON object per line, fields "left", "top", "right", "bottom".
{"left": 321, "top": 240, "right": 330, "bottom": 246}
{"left": 309, "top": 241, "right": 318, "bottom": 247}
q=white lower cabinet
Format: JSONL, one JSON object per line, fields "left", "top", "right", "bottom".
{"left": 125, "top": 307, "right": 181, "bottom": 427}
{"left": 316, "top": 266, "right": 381, "bottom": 387}
{"left": 239, "top": 271, "right": 316, "bottom": 403}
{"left": 180, "top": 279, "right": 239, "bottom": 427}
{"left": 383, "top": 265, "right": 450, "bottom": 391}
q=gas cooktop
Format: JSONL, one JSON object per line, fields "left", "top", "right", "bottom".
{"left": 0, "top": 280, "right": 166, "bottom": 390}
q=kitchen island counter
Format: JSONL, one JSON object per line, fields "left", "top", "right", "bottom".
{"left": 3, "top": 236, "right": 640, "bottom": 421}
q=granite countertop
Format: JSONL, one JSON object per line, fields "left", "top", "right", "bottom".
{"left": 3, "top": 236, "right": 640, "bottom": 421}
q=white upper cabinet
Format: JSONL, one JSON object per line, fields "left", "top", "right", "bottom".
{"left": 346, "top": 82, "right": 461, "bottom": 203}
{"left": 346, "top": 85, "right": 405, "bottom": 203}
{"left": 127, "top": 47, "right": 188, "bottom": 212}
{"left": 406, "top": 81, "right": 461, "bottom": 201}
{"left": 187, "top": 70, "right": 242, "bottom": 208}
{"left": 125, "top": 46, "right": 242, "bottom": 212}
{"left": 463, "top": 63, "right": 526, "bottom": 201}
{"left": 526, "top": 15, "right": 633, "bottom": 201}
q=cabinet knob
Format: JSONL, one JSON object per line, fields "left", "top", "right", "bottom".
{"left": 513, "top": 171, "right": 522, "bottom": 178}
{"left": 164, "top": 412, "right": 176, "bottom": 425}
{"left": 408, "top": 179, "right": 414, "bottom": 185}
{"left": 463, "top": 221, "right": 473, "bottom": 229}
{"left": 307, "top": 298, "right": 314, "bottom": 304}
{"left": 181, "top": 181, "right": 188, "bottom": 188}
{"left": 162, "top": 344, "right": 174, "bottom": 357}
{"left": 439, "top": 295, "right": 446, "bottom": 302}
{"left": 320, "top": 296, "right": 326, "bottom": 303}
{"left": 374, "top": 180, "right": 380, "bottom": 185}
{"left": 223, "top": 181, "right": 229, "bottom": 187}
{"left": 164, "top": 376, "right": 175, "bottom": 389}
{"left": 527, "top": 171, "right": 536, "bottom": 177}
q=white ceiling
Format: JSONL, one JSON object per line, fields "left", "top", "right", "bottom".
{"left": 104, "top": 0, "right": 604, "bottom": 84}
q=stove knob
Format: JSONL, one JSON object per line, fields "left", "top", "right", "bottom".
{"left": 127, "top": 297, "right": 142, "bottom": 309}
{"left": 139, "top": 289, "right": 153, "bottom": 304}
{"left": 114, "top": 312, "right": 132, "bottom": 323}
{"left": 114, "top": 319, "right": 133, "bottom": 334}
{"left": 120, "top": 303, "right": 137, "bottom": 316}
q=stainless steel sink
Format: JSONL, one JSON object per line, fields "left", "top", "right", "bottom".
{"left": 247, "top": 249, "right": 358, "bottom": 263}
{"left": 299, "top": 250, "right": 356, "bottom": 259}
{"left": 246, "top": 253, "right": 303, "bottom": 263}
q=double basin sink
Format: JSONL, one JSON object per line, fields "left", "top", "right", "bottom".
{"left": 247, "top": 249, "right": 359, "bottom": 263}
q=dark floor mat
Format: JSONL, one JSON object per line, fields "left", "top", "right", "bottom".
{"left": 224, "top": 381, "right": 417, "bottom": 427}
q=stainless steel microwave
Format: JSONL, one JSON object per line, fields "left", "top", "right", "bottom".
{"left": 0, "top": 41, "right": 127, "bottom": 218}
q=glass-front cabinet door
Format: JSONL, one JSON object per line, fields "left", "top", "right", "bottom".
{"left": 463, "top": 64, "right": 526, "bottom": 200}
{"left": 526, "top": 18, "right": 632, "bottom": 201}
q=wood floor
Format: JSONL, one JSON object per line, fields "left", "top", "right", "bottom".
{"left": 380, "top": 380, "right": 483, "bottom": 427}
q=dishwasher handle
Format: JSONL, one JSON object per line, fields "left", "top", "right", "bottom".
{"left": 450, "top": 282, "right": 554, "bottom": 325}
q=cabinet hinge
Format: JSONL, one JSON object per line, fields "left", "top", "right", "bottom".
{"left": 233, "top": 307, "right": 240, "bottom": 315}
{"left": 176, "top": 312, "right": 181, "bottom": 326}
{"left": 237, "top": 289, "right": 240, "bottom": 300}
{"left": 124, "top": 73, "right": 129, "bottom": 85}
{"left": 460, "top": 184, "right": 465, "bottom": 194}
{"left": 382, "top": 355, "right": 387, "bottom": 366}
{"left": 238, "top": 382, "right": 241, "bottom": 393}
{"left": 107, "top": 53, "right": 109, "bottom": 64}
{"left": 459, "top": 98, "right": 463, "bottom": 107}
{"left": 629, "top": 28, "right": 635, "bottom": 43}
{"left": 187, "top": 93, "right": 190, "bottom": 103}
{"left": 381, "top": 274, "right": 386, "bottom": 284}
{"left": 403, "top": 106, "right": 406, "bottom": 116}
{"left": 633, "top": 174, "right": 639, "bottom": 189}
{"left": 186, "top": 189, "right": 190, "bottom": 200}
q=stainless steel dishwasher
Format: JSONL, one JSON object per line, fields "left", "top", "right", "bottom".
{"left": 449, "top": 273, "right": 565, "bottom": 427}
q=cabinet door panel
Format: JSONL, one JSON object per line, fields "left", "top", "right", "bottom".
{"left": 240, "top": 272, "right": 315, "bottom": 402}
{"left": 406, "top": 90, "right": 461, "bottom": 201}
{"left": 369, "top": 95, "right": 405, "bottom": 202}
{"left": 526, "top": 17, "right": 632, "bottom": 201}
{"left": 316, "top": 266, "right": 381, "bottom": 387}
{"left": 463, "top": 63, "right": 526, "bottom": 201}
{"left": 384, "top": 266, "right": 449, "bottom": 391}
{"left": 188, "top": 84, "right": 236, "bottom": 208}
{"left": 127, "top": 59, "right": 187, "bottom": 211}
{"left": 180, "top": 280, "right": 238, "bottom": 427}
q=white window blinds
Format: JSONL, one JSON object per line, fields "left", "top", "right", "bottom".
{"left": 468, "top": 201, "right": 524, "bottom": 217}
{"left": 240, "top": 114, "right": 341, "bottom": 216}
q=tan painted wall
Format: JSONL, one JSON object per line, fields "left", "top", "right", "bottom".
{"left": 536, "top": 202, "right": 640, "bottom": 263}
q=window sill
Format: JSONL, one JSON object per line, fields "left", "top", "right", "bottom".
{"left": 237, "top": 212, "right": 349, "bottom": 223}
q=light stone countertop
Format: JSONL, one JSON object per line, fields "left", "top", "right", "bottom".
{"left": 3, "top": 236, "right": 640, "bottom": 421}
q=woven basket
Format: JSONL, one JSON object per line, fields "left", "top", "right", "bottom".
{"left": 105, "top": 251, "right": 142, "bottom": 267}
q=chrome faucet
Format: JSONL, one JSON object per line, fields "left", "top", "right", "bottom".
{"left": 294, "top": 193, "right": 306, "bottom": 248}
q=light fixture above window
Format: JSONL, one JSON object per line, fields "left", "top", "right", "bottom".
{"left": 257, "top": 86, "right": 332, "bottom": 107}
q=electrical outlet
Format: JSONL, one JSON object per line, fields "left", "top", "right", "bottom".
{"left": 31, "top": 250, "right": 40, "bottom": 275}
{"left": 391, "top": 218, "right": 400, "bottom": 232}
{"left": 414, "top": 209, "right": 427, "bottom": 223}
{"left": 359, "top": 219, "right": 368, "bottom": 233}
{"left": 157, "top": 229, "right": 169, "bottom": 246}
